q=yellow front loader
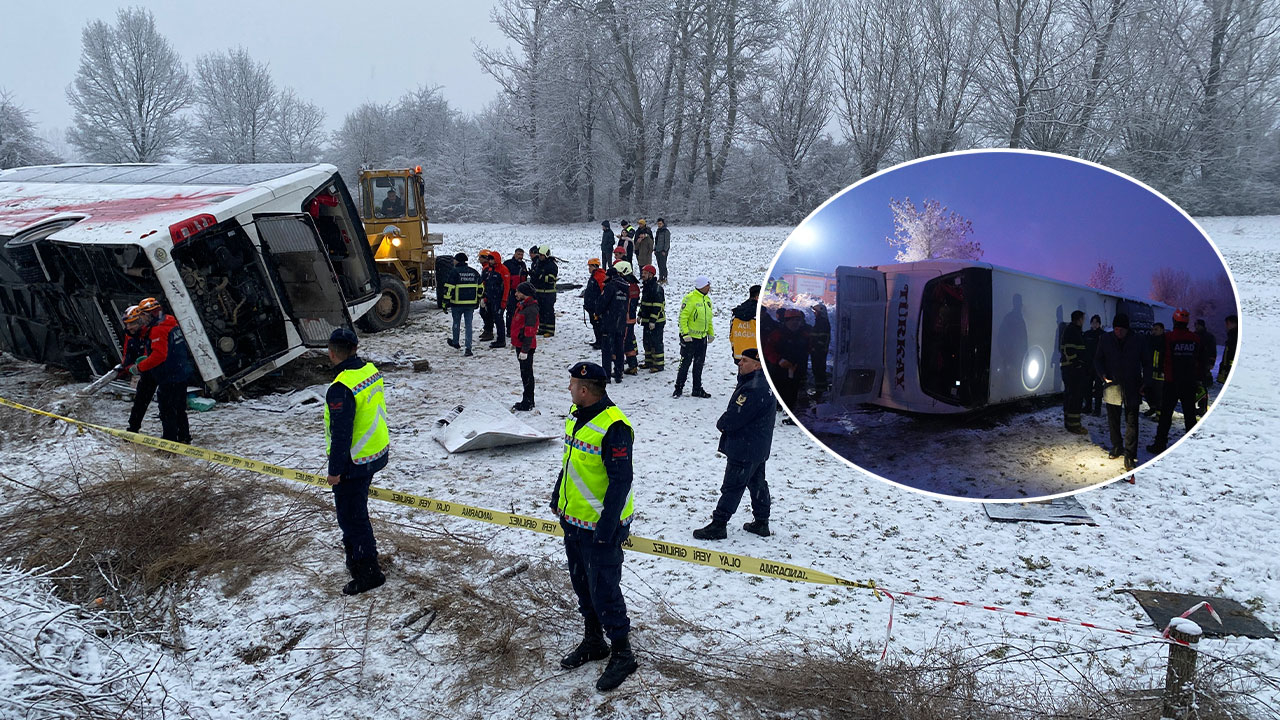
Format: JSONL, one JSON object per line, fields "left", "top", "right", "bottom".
{"left": 355, "top": 167, "right": 444, "bottom": 331}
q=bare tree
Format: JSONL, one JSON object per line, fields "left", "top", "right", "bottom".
{"left": 1087, "top": 260, "right": 1123, "bottom": 291}
{"left": 65, "top": 6, "right": 189, "bottom": 162}
{"left": 886, "top": 197, "right": 982, "bottom": 261}
{"left": 268, "top": 89, "right": 325, "bottom": 163}
{"left": 903, "top": 0, "right": 990, "bottom": 158}
{"left": 981, "top": 0, "right": 1082, "bottom": 149}
{"left": 834, "top": 0, "right": 913, "bottom": 177}
{"left": 746, "top": 0, "right": 834, "bottom": 215}
{"left": 0, "top": 90, "right": 60, "bottom": 168}
{"left": 188, "top": 48, "right": 277, "bottom": 163}
{"left": 1150, "top": 266, "right": 1192, "bottom": 304}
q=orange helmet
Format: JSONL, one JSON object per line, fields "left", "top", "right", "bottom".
{"left": 588, "top": 258, "right": 601, "bottom": 267}
{"left": 122, "top": 305, "right": 146, "bottom": 325}
{"left": 1173, "top": 308, "right": 1190, "bottom": 323}
{"left": 137, "top": 297, "right": 162, "bottom": 314}
{"left": 478, "top": 249, "right": 494, "bottom": 261}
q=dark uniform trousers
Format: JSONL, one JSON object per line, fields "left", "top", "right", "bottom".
{"left": 809, "top": 343, "right": 829, "bottom": 390}
{"left": 537, "top": 290, "right": 556, "bottom": 335}
{"left": 1154, "top": 381, "right": 1198, "bottom": 447}
{"left": 1062, "top": 369, "right": 1087, "bottom": 428}
{"left": 1106, "top": 400, "right": 1139, "bottom": 460}
{"left": 624, "top": 324, "right": 639, "bottom": 368}
{"left": 712, "top": 459, "right": 770, "bottom": 525}
{"left": 602, "top": 332, "right": 627, "bottom": 380}
{"left": 333, "top": 470, "right": 379, "bottom": 566}
{"left": 562, "top": 521, "right": 630, "bottom": 641}
{"left": 655, "top": 251, "right": 668, "bottom": 282}
{"left": 127, "top": 373, "right": 158, "bottom": 433}
{"left": 676, "top": 337, "right": 708, "bottom": 391}
{"left": 157, "top": 382, "right": 190, "bottom": 442}
{"left": 643, "top": 322, "right": 665, "bottom": 369}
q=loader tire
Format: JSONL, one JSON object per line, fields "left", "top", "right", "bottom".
{"left": 358, "top": 273, "right": 410, "bottom": 332}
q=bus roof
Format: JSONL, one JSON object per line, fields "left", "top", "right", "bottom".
{"left": 0, "top": 163, "right": 336, "bottom": 246}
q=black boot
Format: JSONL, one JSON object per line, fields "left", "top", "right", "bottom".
{"left": 742, "top": 519, "right": 770, "bottom": 537}
{"left": 692, "top": 521, "right": 727, "bottom": 540}
{"left": 342, "top": 558, "right": 385, "bottom": 596}
{"left": 560, "top": 621, "right": 610, "bottom": 669}
{"left": 691, "top": 388, "right": 711, "bottom": 399}
{"left": 595, "top": 636, "right": 637, "bottom": 691}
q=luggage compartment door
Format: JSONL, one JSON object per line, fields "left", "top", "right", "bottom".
{"left": 833, "top": 266, "right": 887, "bottom": 407}
{"left": 254, "top": 214, "right": 352, "bottom": 347}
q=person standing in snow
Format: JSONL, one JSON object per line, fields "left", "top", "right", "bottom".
{"left": 1083, "top": 314, "right": 1104, "bottom": 415}
{"left": 531, "top": 245, "right": 559, "bottom": 337}
{"left": 583, "top": 258, "right": 607, "bottom": 350}
{"left": 633, "top": 219, "right": 654, "bottom": 267}
{"left": 763, "top": 309, "right": 809, "bottom": 424}
{"left": 1217, "top": 314, "right": 1237, "bottom": 383}
{"left": 504, "top": 247, "right": 529, "bottom": 336}
{"left": 324, "top": 328, "right": 388, "bottom": 596}
{"left": 808, "top": 303, "right": 831, "bottom": 399}
{"left": 730, "top": 285, "right": 760, "bottom": 364}
{"left": 673, "top": 276, "right": 714, "bottom": 398}
{"left": 639, "top": 264, "right": 666, "bottom": 372}
{"left": 1094, "top": 313, "right": 1145, "bottom": 470}
{"left": 552, "top": 362, "right": 638, "bottom": 692}
{"left": 693, "top": 348, "right": 775, "bottom": 541}
{"left": 510, "top": 282, "right": 540, "bottom": 411}
{"left": 1059, "top": 310, "right": 1088, "bottom": 435}
{"left": 598, "top": 262, "right": 631, "bottom": 383}
{"left": 1147, "top": 309, "right": 1203, "bottom": 455}
{"left": 600, "top": 221, "right": 615, "bottom": 266}
{"left": 1194, "top": 318, "right": 1217, "bottom": 418}
{"left": 653, "top": 218, "right": 671, "bottom": 284}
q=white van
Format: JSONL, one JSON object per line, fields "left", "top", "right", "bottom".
{"left": 0, "top": 163, "right": 382, "bottom": 395}
{"left": 833, "top": 260, "right": 1173, "bottom": 413}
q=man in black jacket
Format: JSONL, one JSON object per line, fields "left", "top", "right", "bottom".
{"left": 1094, "top": 313, "right": 1146, "bottom": 470}
{"left": 531, "top": 245, "right": 559, "bottom": 337}
{"left": 1194, "top": 318, "right": 1217, "bottom": 417}
{"left": 808, "top": 303, "right": 831, "bottom": 398}
{"left": 1082, "top": 314, "right": 1104, "bottom": 415}
{"left": 1059, "top": 310, "right": 1088, "bottom": 435}
{"left": 478, "top": 250, "right": 507, "bottom": 348}
{"left": 639, "top": 264, "right": 665, "bottom": 372}
{"left": 600, "top": 220, "right": 615, "bottom": 264}
{"left": 444, "top": 253, "right": 482, "bottom": 356}
{"left": 598, "top": 263, "right": 631, "bottom": 383}
{"left": 1148, "top": 310, "right": 1205, "bottom": 453}
{"left": 694, "top": 348, "right": 775, "bottom": 540}
{"left": 653, "top": 218, "right": 671, "bottom": 283}
{"left": 504, "top": 248, "right": 529, "bottom": 335}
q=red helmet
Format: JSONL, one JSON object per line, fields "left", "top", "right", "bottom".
{"left": 1173, "top": 308, "right": 1190, "bottom": 323}
{"left": 641, "top": 264, "right": 657, "bottom": 276}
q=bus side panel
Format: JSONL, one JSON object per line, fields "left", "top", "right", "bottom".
{"left": 832, "top": 266, "right": 887, "bottom": 408}
{"left": 987, "top": 270, "right": 1110, "bottom": 405}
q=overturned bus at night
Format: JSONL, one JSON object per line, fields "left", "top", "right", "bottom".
{"left": 832, "top": 260, "right": 1174, "bottom": 414}
{"left": 0, "top": 163, "right": 383, "bottom": 396}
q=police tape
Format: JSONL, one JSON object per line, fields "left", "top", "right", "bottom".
{"left": 0, "top": 395, "right": 1197, "bottom": 652}
{"left": 0, "top": 396, "right": 879, "bottom": 592}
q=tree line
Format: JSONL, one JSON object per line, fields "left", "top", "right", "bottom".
{"left": 1, "top": 0, "right": 1277, "bottom": 223}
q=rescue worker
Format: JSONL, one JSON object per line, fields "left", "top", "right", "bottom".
{"left": 478, "top": 250, "right": 508, "bottom": 348}
{"left": 552, "top": 362, "right": 637, "bottom": 692}
{"left": 1059, "top": 310, "right": 1088, "bottom": 435}
{"left": 600, "top": 220, "right": 615, "bottom": 265}
{"left": 504, "top": 247, "right": 529, "bottom": 335}
{"left": 583, "top": 258, "right": 606, "bottom": 350}
{"left": 118, "top": 306, "right": 157, "bottom": 435}
{"left": 633, "top": 219, "right": 654, "bottom": 267}
{"left": 1148, "top": 310, "right": 1204, "bottom": 454}
{"left": 531, "top": 245, "right": 559, "bottom": 337}
{"left": 653, "top": 218, "right": 670, "bottom": 284}
{"left": 511, "top": 282, "right": 540, "bottom": 411}
{"left": 598, "top": 262, "right": 631, "bottom": 383}
{"left": 693, "top": 348, "right": 775, "bottom": 540}
{"left": 1194, "top": 318, "right": 1217, "bottom": 418}
{"left": 1218, "top": 314, "right": 1237, "bottom": 383}
{"left": 1094, "top": 313, "right": 1144, "bottom": 470}
{"left": 1142, "top": 322, "right": 1166, "bottom": 417}
{"left": 129, "top": 297, "right": 192, "bottom": 444}
{"left": 808, "top": 303, "right": 831, "bottom": 399}
{"left": 623, "top": 265, "right": 641, "bottom": 375}
{"left": 443, "top": 252, "right": 482, "bottom": 356}
{"left": 673, "top": 276, "right": 714, "bottom": 398}
{"left": 638, "top": 264, "right": 665, "bottom": 372}
{"left": 730, "top": 286, "right": 760, "bottom": 364}
{"left": 763, "top": 309, "right": 809, "bottom": 424}
{"left": 324, "top": 328, "right": 388, "bottom": 595}
{"left": 1083, "top": 314, "right": 1104, "bottom": 415}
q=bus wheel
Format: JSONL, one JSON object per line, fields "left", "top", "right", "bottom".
{"left": 358, "top": 274, "right": 410, "bottom": 331}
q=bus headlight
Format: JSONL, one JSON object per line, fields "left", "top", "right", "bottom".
{"left": 1022, "top": 346, "right": 1047, "bottom": 391}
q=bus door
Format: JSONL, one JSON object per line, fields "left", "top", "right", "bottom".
{"left": 833, "top": 266, "right": 887, "bottom": 407}
{"left": 253, "top": 214, "right": 353, "bottom": 347}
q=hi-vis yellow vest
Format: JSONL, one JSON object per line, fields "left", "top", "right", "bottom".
{"left": 324, "top": 362, "right": 390, "bottom": 466}
{"left": 730, "top": 316, "right": 756, "bottom": 360}
{"left": 557, "top": 405, "right": 634, "bottom": 528}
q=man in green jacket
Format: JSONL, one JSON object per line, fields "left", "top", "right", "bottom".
{"left": 673, "top": 275, "right": 714, "bottom": 398}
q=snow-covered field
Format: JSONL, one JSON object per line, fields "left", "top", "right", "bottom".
{"left": 0, "top": 219, "right": 1276, "bottom": 718}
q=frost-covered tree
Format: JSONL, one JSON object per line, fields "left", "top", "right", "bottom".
{"left": 1087, "top": 260, "right": 1124, "bottom": 292}
{"left": 902, "top": 0, "right": 989, "bottom": 158}
{"left": 0, "top": 90, "right": 59, "bottom": 168}
{"left": 834, "top": 0, "right": 913, "bottom": 177}
{"left": 886, "top": 197, "right": 981, "bottom": 262}
{"left": 1149, "top": 266, "right": 1192, "bottom": 305}
{"left": 268, "top": 89, "right": 325, "bottom": 163}
{"left": 188, "top": 48, "right": 277, "bottom": 163}
{"left": 65, "top": 6, "right": 189, "bottom": 162}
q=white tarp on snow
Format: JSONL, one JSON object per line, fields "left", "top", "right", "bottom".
{"left": 433, "top": 399, "right": 557, "bottom": 453}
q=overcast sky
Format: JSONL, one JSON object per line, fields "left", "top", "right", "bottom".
{"left": 0, "top": 0, "right": 504, "bottom": 137}
{"left": 777, "top": 151, "right": 1230, "bottom": 299}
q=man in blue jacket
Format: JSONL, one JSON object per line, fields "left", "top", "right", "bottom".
{"left": 694, "top": 348, "right": 775, "bottom": 540}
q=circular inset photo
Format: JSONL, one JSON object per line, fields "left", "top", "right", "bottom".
{"left": 763, "top": 150, "right": 1239, "bottom": 501}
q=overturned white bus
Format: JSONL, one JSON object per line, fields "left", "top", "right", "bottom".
{"left": 833, "top": 260, "right": 1173, "bottom": 414}
{"left": 0, "top": 163, "right": 383, "bottom": 395}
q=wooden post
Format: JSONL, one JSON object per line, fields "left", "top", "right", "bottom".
{"left": 1161, "top": 618, "right": 1202, "bottom": 719}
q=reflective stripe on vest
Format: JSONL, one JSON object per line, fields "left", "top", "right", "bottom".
{"left": 324, "top": 362, "right": 390, "bottom": 465}
{"left": 641, "top": 300, "right": 666, "bottom": 323}
{"left": 557, "top": 405, "right": 634, "bottom": 529}
{"left": 1151, "top": 348, "right": 1165, "bottom": 381}
{"left": 730, "top": 317, "right": 756, "bottom": 359}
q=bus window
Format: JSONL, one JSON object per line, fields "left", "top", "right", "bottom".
{"left": 919, "top": 269, "right": 992, "bottom": 408}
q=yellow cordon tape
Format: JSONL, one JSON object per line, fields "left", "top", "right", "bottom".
{"left": 0, "top": 396, "right": 881, "bottom": 593}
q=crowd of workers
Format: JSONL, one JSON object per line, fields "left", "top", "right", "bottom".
{"left": 1059, "top": 310, "right": 1237, "bottom": 471}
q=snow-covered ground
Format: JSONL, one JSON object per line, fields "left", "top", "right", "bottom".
{"left": 0, "top": 219, "right": 1276, "bottom": 717}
